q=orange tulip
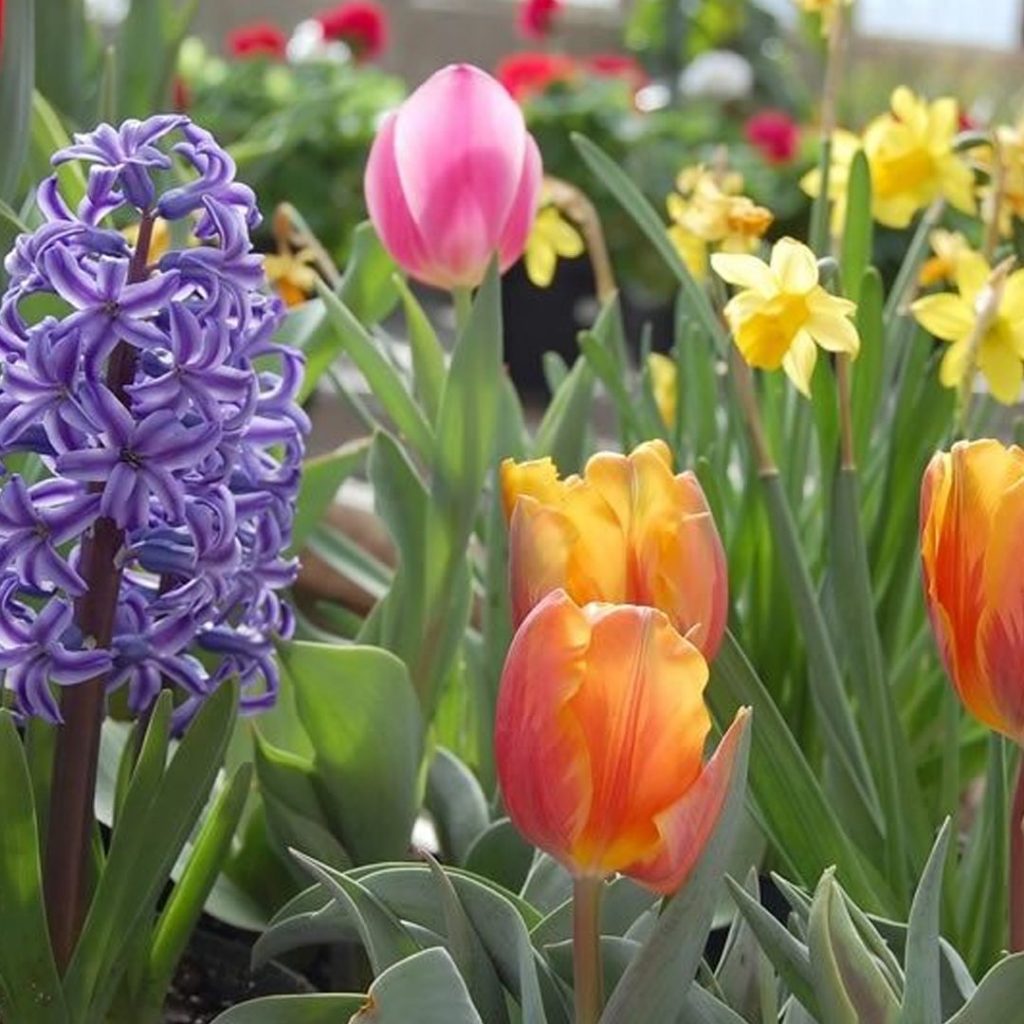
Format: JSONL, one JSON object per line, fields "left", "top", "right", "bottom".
{"left": 500, "top": 440, "right": 728, "bottom": 660}
{"left": 494, "top": 590, "right": 750, "bottom": 893}
{"left": 921, "top": 439, "right": 1024, "bottom": 741}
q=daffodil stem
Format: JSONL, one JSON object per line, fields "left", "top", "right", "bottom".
{"left": 1010, "top": 751, "right": 1024, "bottom": 952}
{"left": 545, "top": 176, "right": 618, "bottom": 305}
{"left": 453, "top": 286, "right": 473, "bottom": 336}
{"left": 729, "top": 350, "right": 777, "bottom": 476}
{"left": 836, "top": 354, "right": 856, "bottom": 471}
{"left": 573, "top": 877, "right": 604, "bottom": 1024}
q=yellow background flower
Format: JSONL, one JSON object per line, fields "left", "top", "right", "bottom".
{"left": 712, "top": 237, "right": 860, "bottom": 396}
{"left": 524, "top": 205, "right": 585, "bottom": 288}
{"left": 911, "top": 252, "right": 1024, "bottom": 404}
{"left": 793, "top": 0, "right": 852, "bottom": 36}
{"left": 918, "top": 229, "right": 971, "bottom": 288}
{"left": 803, "top": 88, "right": 975, "bottom": 232}
{"left": 647, "top": 352, "right": 678, "bottom": 429}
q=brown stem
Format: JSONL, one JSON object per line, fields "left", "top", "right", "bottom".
{"left": 1011, "top": 751, "right": 1024, "bottom": 952}
{"left": 729, "top": 349, "right": 777, "bottom": 476}
{"left": 44, "top": 213, "right": 154, "bottom": 971}
{"left": 572, "top": 876, "right": 604, "bottom": 1024}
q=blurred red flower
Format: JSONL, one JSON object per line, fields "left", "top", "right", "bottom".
{"left": 744, "top": 110, "right": 800, "bottom": 164}
{"left": 172, "top": 76, "right": 191, "bottom": 112}
{"left": 518, "top": 0, "right": 562, "bottom": 40}
{"left": 496, "top": 51, "right": 577, "bottom": 102}
{"left": 584, "top": 53, "right": 648, "bottom": 92}
{"left": 226, "top": 21, "right": 288, "bottom": 60}
{"left": 317, "top": 1, "right": 389, "bottom": 61}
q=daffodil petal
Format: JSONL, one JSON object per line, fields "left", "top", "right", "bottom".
{"left": 806, "top": 306, "right": 860, "bottom": 357}
{"left": 770, "top": 238, "right": 818, "bottom": 294}
{"left": 710, "top": 252, "right": 775, "bottom": 293}
{"left": 978, "top": 339, "right": 1024, "bottom": 405}
{"left": 782, "top": 329, "right": 818, "bottom": 397}
{"left": 956, "top": 251, "right": 990, "bottom": 303}
{"left": 912, "top": 293, "right": 974, "bottom": 342}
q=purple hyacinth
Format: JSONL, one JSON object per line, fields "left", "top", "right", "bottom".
{"left": 0, "top": 114, "right": 308, "bottom": 726}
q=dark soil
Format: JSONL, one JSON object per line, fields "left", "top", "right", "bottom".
{"left": 163, "top": 928, "right": 314, "bottom": 1023}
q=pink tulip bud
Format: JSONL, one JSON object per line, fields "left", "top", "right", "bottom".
{"left": 364, "top": 63, "right": 543, "bottom": 290}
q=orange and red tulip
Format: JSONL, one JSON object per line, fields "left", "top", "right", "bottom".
{"left": 500, "top": 440, "right": 728, "bottom": 660}
{"left": 921, "top": 439, "right": 1024, "bottom": 742}
{"left": 494, "top": 589, "right": 750, "bottom": 893}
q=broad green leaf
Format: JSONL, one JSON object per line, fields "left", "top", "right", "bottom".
{"left": 710, "top": 633, "right": 889, "bottom": 910}
{"left": 571, "top": 133, "right": 728, "bottom": 355}
{"left": 0, "top": 0, "right": 34, "bottom": 201}
{"left": 34, "top": 0, "right": 86, "bottom": 122}
{"left": 946, "top": 954, "right": 1024, "bottom": 1023}
{"left": 899, "top": 820, "right": 951, "bottom": 1024}
{"left": 715, "top": 870, "right": 763, "bottom": 1018}
{"left": 351, "top": 948, "right": 484, "bottom": 1023}
{"left": 0, "top": 712, "right": 67, "bottom": 1024}
{"left": 280, "top": 641, "right": 424, "bottom": 864}
{"left": 338, "top": 221, "right": 401, "bottom": 326}
{"left": 316, "top": 281, "right": 434, "bottom": 462}
{"left": 808, "top": 871, "right": 900, "bottom": 1024}
{"left": 424, "top": 747, "right": 491, "bottom": 865}
{"left": 292, "top": 853, "right": 420, "bottom": 974}
{"left": 599, "top": 713, "right": 752, "bottom": 1024}
{"left": 841, "top": 152, "right": 873, "bottom": 303}
{"left": 290, "top": 438, "right": 370, "bottom": 554}
{"left": 211, "top": 993, "right": 368, "bottom": 1023}
{"left": 394, "top": 275, "right": 446, "bottom": 423}
{"left": 464, "top": 818, "right": 534, "bottom": 894}
{"left": 851, "top": 268, "right": 885, "bottom": 463}
{"left": 678, "top": 985, "right": 750, "bottom": 1024}
{"left": 30, "top": 91, "right": 87, "bottom": 210}
{"left": 252, "top": 731, "right": 350, "bottom": 869}
{"left": 544, "top": 935, "right": 639, "bottom": 996}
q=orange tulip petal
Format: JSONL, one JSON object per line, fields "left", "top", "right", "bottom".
{"left": 567, "top": 605, "right": 711, "bottom": 876}
{"left": 507, "top": 498, "right": 576, "bottom": 627}
{"left": 625, "top": 707, "right": 750, "bottom": 894}
{"left": 500, "top": 456, "right": 564, "bottom": 520}
{"left": 494, "top": 590, "right": 593, "bottom": 859}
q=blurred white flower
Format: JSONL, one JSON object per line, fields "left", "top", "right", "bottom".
{"left": 85, "top": 0, "right": 129, "bottom": 27}
{"left": 678, "top": 50, "right": 753, "bottom": 102}
{"left": 636, "top": 82, "right": 671, "bottom": 112}
{"left": 287, "top": 18, "right": 352, "bottom": 64}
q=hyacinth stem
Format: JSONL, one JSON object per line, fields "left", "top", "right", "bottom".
{"left": 1011, "top": 751, "right": 1024, "bottom": 952}
{"left": 44, "top": 213, "right": 155, "bottom": 971}
{"left": 572, "top": 876, "right": 604, "bottom": 1024}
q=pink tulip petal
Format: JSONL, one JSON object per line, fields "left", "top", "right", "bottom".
{"left": 393, "top": 64, "right": 528, "bottom": 286}
{"left": 624, "top": 708, "right": 750, "bottom": 894}
{"left": 364, "top": 111, "right": 434, "bottom": 284}
{"left": 499, "top": 134, "right": 543, "bottom": 272}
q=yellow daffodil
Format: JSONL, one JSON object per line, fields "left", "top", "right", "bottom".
{"left": 911, "top": 252, "right": 1024, "bottom": 404}
{"left": 122, "top": 218, "right": 175, "bottom": 262}
{"left": 264, "top": 248, "right": 320, "bottom": 307}
{"left": 712, "top": 237, "right": 860, "bottom": 397}
{"left": 975, "top": 121, "right": 1024, "bottom": 237}
{"left": 793, "top": 0, "right": 852, "bottom": 37}
{"left": 647, "top": 352, "right": 678, "bottom": 428}
{"left": 524, "top": 205, "right": 585, "bottom": 288}
{"left": 803, "top": 88, "right": 976, "bottom": 232}
{"left": 919, "top": 229, "right": 972, "bottom": 288}
{"left": 667, "top": 164, "right": 773, "bottom": 281}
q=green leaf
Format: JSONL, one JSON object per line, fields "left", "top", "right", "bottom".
{"left": 841, "top": 152, "right": 873, "bottom": 303}
{"left": 709, "top": 632, "right": 889, "bottom": 911}
{"left": 338, "top": 221, "right": 401, "bottom": 326}
{"left": 463, "top": 818, "right": 534, "bottom": 894}
{"left": 422, "top": 853, "right": 510, "bottom": 1024}
{"left": 34, "top": 0, "right": 87, "bottom": 123}
{"left": 29, "top": 90, "right": 87, "bottom": 210}
{"left": 211, "top": 994, "right": 368, "bottom": 1023}
{"left": 424, "top": 747, "right": 491, "bottom": 865}
{"left": 316, "top": 281, "right": 434, "bottom": 462}
{"left": 290, "top": 438, "right": 371, "bottom": 554}
{"left": 142, "top": 763, "right": 256, "bottom": 1011}
{"left": 0, "top": 0, "right": 35, "bottom": 200}
{"left": 531, "top": 358, "right": 595, "bottom": 472}
{"left": 351, "top": 948, "right": 484, "bottom": 1023}
{"left": 571, "top": 133, "right": 728, "bottom": 355}
{"left": 851, "top": 268, "right": 885, "bottom": 463}
{"left": 809, "top": 134, "right": 833, "bottom": 255}
{"left": 726, "top": 876, "right": 817, "bottom": 1016}
{"left": 808, "top": 871, "right": 900, "bottom": 1024}
{"left": 946, "top": 954, "right": 1024, "bottom": 1023}
{"left": 64, "top": 684, "right": 237, "bottom": 1017}
{"left": 292, "top": 853, "right": 420, "bottom": 974}
{"left": 394, "top": 275, "right": 446, "bottom": 423}
{"left": 0, "top": 712, "right": 67, "bottom": 1024}
{"left": 899, "top": 820, "right": 951, "bottom": 1024}
{"left": 678, "top": 985, "right": 750, "bottom": 1024}
{"left": 279, "top": 641, "right": 424, "bottom": 864}
{"left": 599, "top": 712, "right": 752, "bottom": 1024}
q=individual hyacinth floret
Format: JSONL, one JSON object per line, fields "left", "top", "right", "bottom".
{"left": 0, "top": 115, "right": 309, "bottom": 727}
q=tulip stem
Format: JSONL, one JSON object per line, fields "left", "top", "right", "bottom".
{"left": 1011, "top": 751, "right": 1024, "bottom": 952}
{"left": 572, "top": 876, "right": 604, "bottom": 1024}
